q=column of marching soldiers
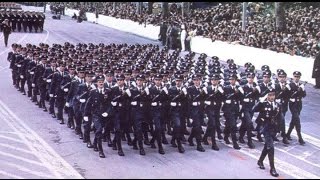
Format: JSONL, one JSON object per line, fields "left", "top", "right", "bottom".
{"left": 0, "top": 10, "right": 45, "bottom": 33}
{"left": 7, "top": 42, "right": 307, "bottom": 159}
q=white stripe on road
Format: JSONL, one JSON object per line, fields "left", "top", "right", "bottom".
{"left": 44, "top": 29, "right": 50, "bottom": 43}
{"left": 0, "top": 169, "right": 24, "bottom": 179}
{"left": 291, "top": 131, "right": 320, "bottom": 149}
{"left": 0, "top": 100, "right": 83, "bottom": 179}
{"left": 221, "top": 142, "right": 320, "bottom": 179}
{"left": 0, "top": 160, "right": 56, "bottom": 179}
{"left": 0, "top": 134, "right": 25, "bottom": 144}
{"left": 0, "top": 142, "right": 34, "bottom": 155}
{"left": 0, "top": 150, "right": 45, "bottom": 167}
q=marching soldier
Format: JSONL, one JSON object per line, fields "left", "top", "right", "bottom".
{"left": 34, "top": 55, "right": 48, "bottom": 111}
{"left": 148, "top": 74, "right": 166, "bottom": 154}
{"left": 286, "top": 71, "right": 307, "bottom": 145}
{"left": 63, "top": 65, "right": 77, "bottom": 129}
{"left": 253, "top": 89, "right": 280, "bottom": 177}
{"left": 49, "top": 61, "right": 67, "bottom": 124}
{"left": 78, "top": 70, "right": 95, "bottom": 141}
{"left": 202, "top": 74, "right": 225, "bottom": 150}
{"left": 110, "top": 74, "right": 131, "bottom": 156}
{"left": 167, "top": 73, "right": 187, "bottom": 153}
{"left": 222, "top": 73, "right": 244, "bottom": 150}
{"left": 238, "top": 72, "right": 260, "bottom": 149}
{"left": 274, "top": 70, "right": 290, "bottom": 144}
{"left": 187, "top": 74, "right": 206, "bottom": 152}
{"left": 128, "top": 74, "right": 149, "bottom": 155}
{"left": 84, "top": 75, "right": 113, "bottom": 158}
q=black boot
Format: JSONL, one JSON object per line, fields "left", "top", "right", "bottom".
{"left": 177, "top": 139, "right": 185, "bottom": 153}
{"left": 143, "top": 132, "right": 150, "bottom": 145}
{"left": 98, "top": 140, "right": 105, "bottom": 158}
{"left": 202, "top": 128, "right": 210, "bottom": 145}
{"left": 93, "top": 138, "right": 98, "bottom": 152}
{"left": 282, "top": 136, "right": 289, "bottom": 145}
{"left": 126, "top": 132, "right": 132, "bottom": 146}
{"left": 286, "top": 123, "right": 294, "bottom": 140}
{"left": 232, "top": 133, "right": 241, "bottom": 150}
{"left": 87, "top": 139, "right": 93, "bottom": 148}
{"left": 161, "top": 131, "right": 168, "bottom": 144}
{"left": 138, "top": 140, "right": 146, "bottom": 156}
{"left": 257, "top": 132, "right": 264, "bottom": 142}
{"left": 257, "top": 147, "right": 268, "bottom": 170}
{"left": 157, "top": 134, "right": 165, "bottom": 155}
{"left": 196, "top": 139, "right": 205, "bottom": 152}
{"left": 117, "top": 139, "right": 124, "bottom": 156}
{"left": 171, "top": 138, "right": 177, "bottom": 148}
{"left": 296, "top": 126, "right": 305, "bottom": 145}
{"left": 268, "top": 148, "right": 279, "bottom": 177}
{"left": 132, "top": 138, "right": 138, "bottom": 150}
{"left": 112, "top": 139, "right": 118, "bottom": 150}
{"left": 150, "top": 137, "right": 156, "bottom": 149}
{"left": 188, "top": 128, "right": 195, "bottom": 146}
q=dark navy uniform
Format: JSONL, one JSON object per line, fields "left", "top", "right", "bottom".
{"left": 253, "top": 94, "right": 280, "bottom": 177}
{"left": 286, "top": 71, "right": 307, "bottom": 145}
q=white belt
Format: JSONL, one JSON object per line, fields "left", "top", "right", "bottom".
{"left": 192, "top": 101, "right": 200, "bottom": 106}
{"left": 276, "top": 99, "right": 282, "bottom": 103}
{"left": 225, "top": 100, "right": 238, "bottom": 104}
{"left": 290, "top": 98, "right": 300, "bottom": 102}
{"left": 17, "top": 64, "right": 21, "bottom": 67}
{"left": 46, "top": 79, "right": 52, "bottom": 83}
{"left": 170, "top": 102, "right": 181, "bottom": 107}
{"left": 30, "top": 72, "right": 34, "bottom": 75}
{"left": 151, "top": 102, "right": 162, "bottom": 106}
{"left": 243, "top": 98, "right": 253, "bottom": 103}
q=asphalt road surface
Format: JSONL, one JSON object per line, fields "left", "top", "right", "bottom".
{"left": 0, "top": 6, "right": 319, "bottom": 179}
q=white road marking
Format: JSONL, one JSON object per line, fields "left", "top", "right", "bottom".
{"left": 291, "top": 131, "right": 320, "bottom": 148}
{"left": 0, "top": 99, "right": 83, "bottom": 179}
{"left": 222, "top": 143, "right": 320, "bottom": 179}
{"left": 0, "top": 134, "right": 25, "bottom": 144}
{"left": 0, "top": 169, "right": 24, "bottom": 179}
{"left": 44, "top": 29, "right": 50, "bottom": 43}
{"left": 0, "top": 150, "right": 45, "bottom": 167}
{"left": 0, "top": 142, "right": 34, "bottom": 155}
{"left": 0, "top": 160, "right": 56, "bottom": 178}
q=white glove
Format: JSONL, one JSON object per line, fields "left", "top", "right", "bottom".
{"left": 102, "top": 112, "right": 108, "bottom": 117}
{"left": 46, "top": 79, "right": 51, "bottom": 83}
{"left": 162, "top": 86, "right": 168, "bottom": 94}
{"left": 131, "top": 81, "right": 137, "bottom": 87}
{"left": 32, "top": 83, "right": 35, "bottom": 87}
{"left": 299, "top": 84, "right": 305, "bottom": 91}
{"left": 49, "top": 94, "right": 53, "bottom": 97}
{"left": 151, "top": 102, "right": 157, "bottom": 106}
{"left": 192, "top": 102, "right": 198, "bottom": 106}
{"left": 131, "top": 101, "right": 137, "bottom": 106}
{"left": 259, "top": 94, "right": 268, "bottom": 102}
{"left": 20, "top": 75, "right": 24, "bottom": 79}
{"left": 204, "top": 101, "right": 211, "bottom": 105}
{"left": 202, "top": 87, "right": 208, "bottom": 94}
{"left": 170, "top": 102, "right": 177, "bottom": 106}
{"left": 79, "top": 99, "right": 86, "bottom": 103}
{"left": 182, "top": 87, "right": 187, "bottom": 95}
{"left": 225, "top": 100, "right": 231, "bottom": 104}
{"left": 63, "top": 88, "right": 69, "bottom": 92}
{"left": 144, "top": 87, "right": 150, "bottom": 95}
{"left": 65, "top": 102, "right": 70, "bottom": 107}
{"left": 275, "top": 99, "right": 281, "bottom": 103}
{"left": 83, "top": 116, "right": 89, "bottom": 122}
{"left": 218, "top": 86, "right": 224, "bottom": 93}
{"left": 30, "top": 71, "right": 34, "bottom": 75}
{"left": 111, "top": 101, "right": 117, "bottom": 106}
{"left": 125, "top": 89, "right": 131, "bottom": 97}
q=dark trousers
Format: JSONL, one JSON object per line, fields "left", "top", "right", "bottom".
{"left": 239, "top": 109, "right": 254, "bottom": 140}
{"left": 287, "top": 102, "right": 303, "bottom": 138}
{"left": 316, "top": 77, "right": 320, "bottom": 88}
{"left": 224, "top": 107, "right": 238, "bottom": 143}
{"left": 4, "top": 33, "right": 9, "bottom": 47}
{"left": 132, "top": 106, "right": 145, "bottom": 141}
{"left": 73, "top": 103, "right": 83, "bottom": 134}
{"left": 189, "top": 107, "right": 202, "bottom": 142}
{"left": 83, "top": 116, "right": 92, "bottom": 142}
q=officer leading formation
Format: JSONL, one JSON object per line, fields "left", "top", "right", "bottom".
{"left": 7, "top": 42, "right": 308, "bottom": 177}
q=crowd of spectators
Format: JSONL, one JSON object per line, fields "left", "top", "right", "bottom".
{"left": 62, "top": 2, "right": 320, "bottom": 58}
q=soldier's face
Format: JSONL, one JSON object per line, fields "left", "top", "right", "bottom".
{"left": 154, "top": 79, "right": 162, "bottom": 86}
{"left": 106, "top": 75, "right": 113, "bottom": 82}
{"left": 117, "top": 79, "right": 124, "bottom": 86}
{"left": 78, "top": 72, "right": 85, "bottom": 78}
{"left": 176, "top": 80, "right": 182, "bottom": 87}
{"left": 211, "top": 79, "right": 219, "bottom": 86}
{"left": 278, "top": 76, "right": 286, "bottom": 83}
{"left": 60, "top": 66, "right": 65, "bottom": 71}
{"left": 294, "top": 76, "right": 300, "bottom": 83}
{"left": 263, "top": 76, "right": 270, "bottom": 83}
{"left": 267, "top": 93, "right": 275, "bottom": 102}
{"left": 85, "top": 76, "right": 93, "bottom": 83}
{"left": 247, "top": 77, "right": 254, "bottom": 83}
{"left": 136, "top": 79, "right": 144, "bottom": 87}
{"left": 229, "top": 79, "right": 236, "bottom": 85}
{"left": 193, "top": 79, "right": 200, "bottom": 86}
{"left": 97, "top": 80, "right": 104, "bottom": 88}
